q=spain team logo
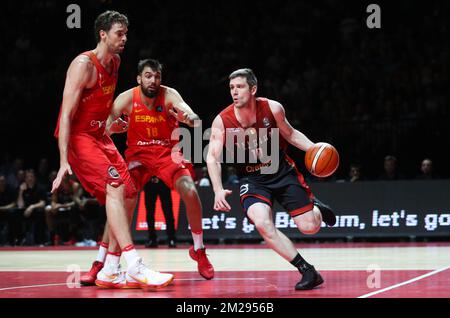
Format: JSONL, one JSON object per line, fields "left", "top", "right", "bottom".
{"left": 108, "top": 166, "right": 120, "bottom": 179}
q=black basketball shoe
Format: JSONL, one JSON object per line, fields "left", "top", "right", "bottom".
{"left": 313, "top": 198, "right": 336, "bottom": 226}
{"left": 295, "top": 266, "right": 324, "bottom": 290}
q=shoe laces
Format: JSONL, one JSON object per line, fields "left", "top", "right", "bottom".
{"left": 134, "top": 258, "right": 145, "bottom": 271}
{"left": 134, "top": 258, "right": 160, "bottom": 276}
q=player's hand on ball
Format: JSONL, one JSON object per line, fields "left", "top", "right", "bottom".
{"left": 214, "top": 189, "right": 233, "bottom": 211}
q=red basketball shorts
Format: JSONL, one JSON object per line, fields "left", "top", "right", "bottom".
{"left": 125, "top": 145, "right": 193, "bottom": 191}
{"left": 68, "top": 133, "right": 137, "bottom": 205}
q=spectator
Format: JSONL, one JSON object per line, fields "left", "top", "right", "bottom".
{"left": 225, "top": 166, "right": 239, "bottom": 186}
{"left": 45, "top": 175, "right": 80, "bottom": 245}
{"left": 416, "top": 158, "right": 439, "bottom": 180}
{"left": 0, "top": 175, "right": 17, "bottom": 245}
{"left": 347, "top": 163, "right": 364, "bottom": 182}
{"left": 198, "top": 167, "right": 211, "bottom": 187}
{"left": 76, "top": 187, "right": 106, "bottom": 246}
{"left": 17, "top": 169, "right": 46, "bottom": 245}
{"left": 379, "top": 155, "right": 406, "bottom": 181}
{"left": 5, "top": 158, "right": 24, "bottom": 190}
{"left": 36, "top": 158, "right": 50, "bottom": 189}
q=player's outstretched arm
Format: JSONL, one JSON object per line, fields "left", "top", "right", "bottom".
{"left": 207, "top": 115, "right": 232, "bottom": 211}
{"left": 105, "top": 89, "right": 133, "bottom": 135}
{"left": 166, "top": 87, "right": 200, "bottom": 127}
{"left": 52, "top": 56, "right": 92, "bottom": 193}
{"left": 269, "top": 100, "right": 314, "bottom": 152}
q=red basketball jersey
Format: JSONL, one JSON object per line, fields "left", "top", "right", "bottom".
{"left": 54, "top": 51, "right": 119, "bottom": 138}
{"left": 220, "top": 97, "right": 288, "bottom": 150}
{"left": 219, "top": 97, "right": 289, "bottom": 175}
{"left": 127, "top": 86, "right": 179, "bottom": 147}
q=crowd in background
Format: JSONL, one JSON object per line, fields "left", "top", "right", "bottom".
{"left": 0, "top": 0, "right": 449, "bottom": 245}
{"left": 0, "top": 157, "right": 106, "bottom": 246}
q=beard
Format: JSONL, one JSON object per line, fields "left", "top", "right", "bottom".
{"left": 141, "top": 84, "right": 159, "bottom": 98}
{"left": 109, "top": 42, "right": 125, "bottom": 54}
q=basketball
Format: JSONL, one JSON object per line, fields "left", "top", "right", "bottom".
{"left": 304, "top": 142, "right": 339, "bottom": 178}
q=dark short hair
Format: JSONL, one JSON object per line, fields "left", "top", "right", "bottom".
{"left": 384, "top": 155, "right": 397, "bottom": 162}
{"left": 229, "top": 68, "right": 258, "bottom": 87}
{"left": 94, "top": 11, "right": 129, "bottom": 43}
{"left": 137, "top": 59, "right": 163, "bottom": 75}
{"left": 25, "top": 169, "right": 36, "bottom": 176}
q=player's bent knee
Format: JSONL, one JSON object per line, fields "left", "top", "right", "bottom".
{"left": 294, "top": 210, "right": 321, "bottom": 235}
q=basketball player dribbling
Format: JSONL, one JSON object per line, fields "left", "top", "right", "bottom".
{"left": 52, "top": 11, "right": 173, "bottom": 290}
{"left": 206, "top": 68, "right": 336, "bottom": 290}
{"left": 96, "top": 58, "right": 215, "bottom": 283}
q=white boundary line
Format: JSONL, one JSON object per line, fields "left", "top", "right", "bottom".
{"left": 0, "top": 278, "right": 266, "bottom": 292}
{"left": 0, "top": 283, "right": 68, "bottom": 291}
{"left": 358, "top": 265, "right": 450, "bottom": 298}
{"left": 175, "top": 278, "right": 265, "bottom": 281}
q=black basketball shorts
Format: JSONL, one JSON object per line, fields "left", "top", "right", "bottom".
{"left": 239, "top": 166, "right": 314, "bottom": 218}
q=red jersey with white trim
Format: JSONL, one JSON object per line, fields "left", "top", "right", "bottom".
{"left": 219, "top": 97, "right": 290, "bottom": 177}
{"left": 54, "top": 51, "right": 119, "bottom": 138}
{"left": 127, "top": 86, "right": 179, "bottom": 147}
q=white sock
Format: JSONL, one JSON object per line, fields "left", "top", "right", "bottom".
{"left": 96, "top": 243, "right": 108, "bottom": 263}
{"left": 122, "top": 245, "right": 140, "bottom": 269}
{"left": 103, "top": 252, "right": 121, "bottom": 274}
{"left": 192, "top": 231, "right": 204, "bottom": 251}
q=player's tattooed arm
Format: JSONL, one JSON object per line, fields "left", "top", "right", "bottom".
{"left": 269, "top": 100, "right": 314, "bottom": 152}
{"left": 166, "top": 87, "right": 200, "bottom": 127}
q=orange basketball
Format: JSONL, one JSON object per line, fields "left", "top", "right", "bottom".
{"left": 304, "top": 142, "right": 339, "bottom": 178}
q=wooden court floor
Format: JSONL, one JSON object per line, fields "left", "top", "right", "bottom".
{"left": 0, "top": 242, "right": 449, "bottom": 298}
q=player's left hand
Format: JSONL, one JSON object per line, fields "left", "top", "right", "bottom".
{"left": 214, "top": 189, "right": 233, "bottom": 212}
{"left": 169, "top": 106, "right": 194, "bottom": 126}
{"left": 108, "top": 117, "right": 129, "bottom": 134}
